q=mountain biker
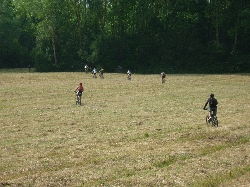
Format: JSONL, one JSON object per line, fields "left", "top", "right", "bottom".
{"left": 92, "top": 68, "right": 97, "bottom": 78}
{"left": 203, "top": 93, "right": 218, "bottom": 120}
{"left": 99, "top": 68, "right": 104, "bottom": 78}
{"left": 127, "top": 70, "right": 131, "bottom": 80}
{"left": 161, "top": 72, "right": 166, "bottom": 83}
{"left": 75, "top": 83, "right": 84, "bottom": 102}
{"left": 84, "top": 64, "right": 89, "bottom": 73}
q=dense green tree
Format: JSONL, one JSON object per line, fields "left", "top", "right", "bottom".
{"left": 1, "top": 0, "right": 249, "bottom": 72}
{"left": 0, "top": 0, "right": 20, "bottom": 68}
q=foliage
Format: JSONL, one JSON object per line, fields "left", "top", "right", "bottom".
{"left": 1, "top": 0, "right": 250, "bottom": 72}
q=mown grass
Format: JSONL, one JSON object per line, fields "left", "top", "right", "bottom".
{"left": 0, "top": 70, "right": 250, "bottom": 186}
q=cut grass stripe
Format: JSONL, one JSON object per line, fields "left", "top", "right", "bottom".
{"left": 192, "top": 165, "right": 250, "bottom": 187}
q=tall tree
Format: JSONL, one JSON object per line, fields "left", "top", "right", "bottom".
{"left": 0, "top": 0, "right": 21, "bottom": 68}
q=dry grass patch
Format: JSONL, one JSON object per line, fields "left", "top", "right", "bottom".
{"left": 0, "top": 71, "right": 250, "bottom": 186}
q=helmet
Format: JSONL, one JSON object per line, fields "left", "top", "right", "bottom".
{"left": 210, "top": 93, "right": 214, "bottom": 97}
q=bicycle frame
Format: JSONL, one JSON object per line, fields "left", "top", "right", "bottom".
{"left": 162, "top": 78, "right": 165, "bottom": 83}
{"left": 75, "top": 92, "right": 82, "bottom": 105}
{"left": 204, "top": 108, "right": 218, "bottom": 127}
{"left": 99, "top": 73, "right": 104, "bottom": 78}
{"left": 77, "top": 95, "right": 81, "bottom": 105}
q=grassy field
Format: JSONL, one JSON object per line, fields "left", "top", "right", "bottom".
{"left": 0, "top": 69, "right": 250, "bottom": 187}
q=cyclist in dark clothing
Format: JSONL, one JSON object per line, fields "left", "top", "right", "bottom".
{"left": 161, "top": 72, "right": 166, "bottom": 83}
{"left": 203, "top": 93, "right": 218, "bottom": 120}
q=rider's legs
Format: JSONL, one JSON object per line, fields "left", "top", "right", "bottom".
{"left": 209, "top": 108, "right": 217, "bottom": 119}
{"left": 161, "top": 75, "right": 166, "bottom": 83}
{"left": 212, "top": 108, "right": 217, "bottom": 116}
{"left": 127, "top": 73, "right": 131, "bottom": 79}
{"left": 208, "top": 108, "right": 212, "bottom": 120}
{"left": 76, "top": 91, "right": 82, "bottom": 101}
{"left": 76, "top": 92, "right": 78, "bottom": 101}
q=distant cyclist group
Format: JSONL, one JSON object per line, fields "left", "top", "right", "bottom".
{"left": 84, "top": 65, "right": 167, "bottom": 84}
{"left": 84, "top": 65, "right": 104, "bottom": 79}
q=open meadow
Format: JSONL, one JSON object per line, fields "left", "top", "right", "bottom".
{"left": 0, "top": 69, "right": 250, "bottom": 187}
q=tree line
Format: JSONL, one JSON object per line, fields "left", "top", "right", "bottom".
{"left": 0, "top": 0, "right": 250, "bottom": 73}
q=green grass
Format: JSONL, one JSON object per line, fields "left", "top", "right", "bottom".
{"left": 0, "top": 70, "right": 250, "bottom": 186}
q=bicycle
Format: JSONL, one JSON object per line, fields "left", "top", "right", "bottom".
{"left": 162, "top": 77, "right": 166, "bottom": 84}
{"left": 161, "top": 73, "right": 166, "bottom": 84}
{"left": 75, "top": 91, "right": 82, "bottom": 105}
{"left": 204, "top": 108, "right": 218, "bottom": 127}
{"left": 99, "top": 72, "right": 104, "bottom": 79}
{"left": 127, "top": 73, "right": 131, "bottom": 80}
{"left": 85, "top": 67, "right": 89, "bottom": 73}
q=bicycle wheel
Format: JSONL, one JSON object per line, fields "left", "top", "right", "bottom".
{"left": 213, "top": 117, "right": 218, "bottom": 127}
{"left": 206, "top": 116, "right": 210, "bottom": 125}
{"left": 76, "top": 96, "right": 79, "bottom": 105}
{"left": 211, "top": 118, "right": 216, "bottom": 127}
{"left": 79, "top": 97, "right": 81, "bottom": 105}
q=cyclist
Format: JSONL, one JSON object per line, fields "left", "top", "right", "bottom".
{"left": 84, "top": 64, "right": 89, "bottom": 73}
{"left": 127, "top": 70, "right": 131, "bottom": 80}
{"left": 99, "top": 68, "right": 104, "bottom": 78}
{"left": 75, "top": 83, "right": 84, "bottom": 102}
{"left": 161, "top": 72, "right": 166, "bottom": 83}
{"left": 28, "top": 64, "right": 31, "bottom": 71}
{"left": 92, "top": 68, "right": 97, "bottom": 78}
{"left": 203, "top": 93, "right": 218, "bottom": 121}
